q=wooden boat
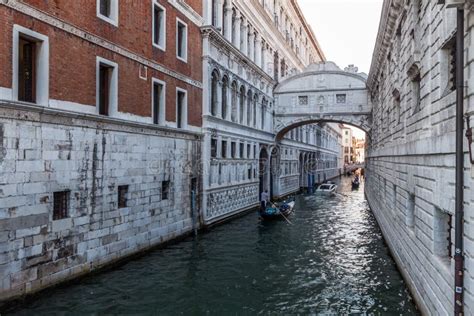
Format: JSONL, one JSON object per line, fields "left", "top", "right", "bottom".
{"left": 351, "top": 178, "right": 360, "bottom": 190}
{"left": 316, "top": 183, "right": 337, "bottom": 195}
{"left": 260, "top": 198, "right": 295, "bottom": 220}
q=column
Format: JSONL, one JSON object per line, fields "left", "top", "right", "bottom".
{"left": 274, "top": 56, "right": 280, "bottom": 81}
{"left": 248, "top": 28, "right": 255, "bottom": 62}
{"left": 205, "top": 0, "right": 213, "bottom": 25}
{"left": 261, "top": 41, "right": 266, "bottom": 70}
{"left": 241, "top": 18, "right": 248, "bottom": 54}
{"left": 226, "top": 80, "right": 232, "bottom": 121}
{"left": 216, "top": 81, "right": 223, "bottom": 118}
{"left": 236, "top": 90, "right": 241, "bottom": 124}
{"left": 255, "top": 34, "right": 262, "bottom": 69}
{"left": 233, "top": 12, "right": 241, "bottom": 49}
{"left": 224, "top": 1, "right": 232, "bottom": 41}
{"left": 217, "top": 0, "right": 224, "bottom": 31}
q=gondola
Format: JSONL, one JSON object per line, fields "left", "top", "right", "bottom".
{"left": 260, "top": 197, "right": 295, "bottom": 220}
{"left": 351, "top": 178, "right": 360, "bottom": 190}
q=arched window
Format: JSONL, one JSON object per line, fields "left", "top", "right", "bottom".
{"left": 247, "top": 90, "right": 252, "bottom": 126}
{"left": 261, "top": 98, "right": 266, "bottom": 129}
{"left": 239, "top": 86, "right": 245, "bottom": 123}
{"left": 231, "top": 81, "right": 238, "bottom": 122}
{"left": 222, "top": 76, "right": 229, "bottom": 119}
{"left": 211, "top": 70, "right": 219, "bottom": 116}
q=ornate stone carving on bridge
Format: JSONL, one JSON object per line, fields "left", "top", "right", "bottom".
{"left": 273, "top": 62, "right": 373, "bottom": 140}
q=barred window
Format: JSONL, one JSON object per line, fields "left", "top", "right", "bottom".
{"left": 53, "top": 191, "right": 69, "bottom": 220}
{"left": 298, "top": 96, "right": 308, "bottom": 105}
{"left": 336, "top": 94, "right": 346, "bottom": 104}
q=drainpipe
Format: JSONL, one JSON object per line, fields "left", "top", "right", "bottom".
{"left": 454, "top": 6, "right": 464, "bottom": 316}
{"left": 454, "top": 1, "right": 464, "bottom": 315}
{"left": 438, "top": 1, "right": 465, "bottom": 313}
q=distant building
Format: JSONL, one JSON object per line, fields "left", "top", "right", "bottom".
{"left": 354, "top": 138, "right": 365, "bottom": 163}
{"left": 341, "top": 127, "right": 352, "bottom": 164}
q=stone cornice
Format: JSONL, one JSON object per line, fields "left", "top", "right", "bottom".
{"left": 367, "top": 0, "right": 403, "bottom": 90}
{"left": 0, "top": 100, "right": 202, "bottom": 140}
{"left": 201, "top": 26, "right": 276, "bottom": 85}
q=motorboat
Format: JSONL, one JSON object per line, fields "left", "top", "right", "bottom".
{"left": 260, "top": 197, "right": 295, "bottom": 220}
{"left": 316, "top": 183, "right": 337, "bottom": 195}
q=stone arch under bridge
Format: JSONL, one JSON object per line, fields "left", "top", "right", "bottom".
{"left": 274, "top": 62, "right": 372, "bottom": 140}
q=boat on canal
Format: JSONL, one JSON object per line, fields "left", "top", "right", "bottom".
{"left": 352, "top": 177, "right": 360, "bottom": 190}
{"left": 260, "top": 197, "right": 295, "bottom": 220}
{"left": 315, "top": 183, "right": 337, "bottom": 195}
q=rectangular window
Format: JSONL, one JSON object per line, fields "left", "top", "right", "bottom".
{"left": 211, "top": 139, "right": 217, "bottom": 158}
{"left": 152, "top": 80, "right": 165, "bottom": 124}
{"left": 412, "top": 73, "right": 421, "bottom": 113}
{"left": 162, "top": 180, "right": 170, "bottom": 200}
{"left": 153, "top": 1, "right": 166, "bottom": 50}
{"left": 176, "top": 89, "right": 187, "bottom": 128}
{"left": 239, "top": 143, "right": 244, "bottom": 158}
{"left": 433, "top": 207, "right": 453, "bottom": 260}
{"left": 247, "top": 144, "right": 251, "bottom": 158}
{"left": 298, "top": 96, "right": 308, "bottom": 105}
{"left": 222, "top": 140, "right": 227, "bottom": 158}
{"left": 406, "top": 193, "right": 415, "bottom": 228}
{"left": 53, "top": 191, "right": 69, "bottom": 220}
{"left": 231, "top": 142, "right": 236, "bottom": 158}
{"left": 97, "top": 0, "right": 118, "bottom": 26}
{"left": 96, "top": 58, "right": 118, "bottom": 117}
{"left": 100, "top": 0, "right": 110, "bottom": 17}
{"left": 248, "top": 167, "right": 252, "bottom": 180}
{"left": 18, "top": 37, "right": 36, "bottom": 103}
{"left": 14, "top": 26, "right": 49, "bottom": 105}
{"left": 176, "top": 19, "right": 188, "bottom": 62}
{"left": 336, "top": 94, "right": 346, "bottom": 103}
{"left": 99, "top": 63, "right": 112, "bottom": 116}
{"left": 118, "top": 185, "right": 128, "bottom": 208}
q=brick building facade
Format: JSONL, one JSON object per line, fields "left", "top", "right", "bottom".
{"left": 0, "top": 0, "right": 203, "bottom": 301}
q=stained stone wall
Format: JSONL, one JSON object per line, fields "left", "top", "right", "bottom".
{"left": 366, "top": 1, "right": 474, "bottom": 314}
{"left": 0, "top": 102, "right": 201, "bottom": 301}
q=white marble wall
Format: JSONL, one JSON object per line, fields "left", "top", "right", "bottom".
{"left": 367, "top": 1, "right": 474, "bottom": 314}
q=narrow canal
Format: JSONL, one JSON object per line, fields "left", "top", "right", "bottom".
{"left": 4, "top": 177, "right": 418, "bottom": 315}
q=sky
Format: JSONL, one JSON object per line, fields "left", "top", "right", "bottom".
{"left": 298, "top": 0, "right": 383, "bottom": 139}
{"left": 298, "top": 0, "right": 383, "bottom": 74}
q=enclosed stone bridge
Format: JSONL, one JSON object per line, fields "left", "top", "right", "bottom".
{"left": 273, "top": 62, "right": 372, "bottom": 140}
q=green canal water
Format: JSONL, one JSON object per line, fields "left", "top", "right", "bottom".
{"left": 4, "top": 177, "right": 418, "bottom": 315}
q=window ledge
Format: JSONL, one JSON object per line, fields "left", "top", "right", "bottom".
{"left": 97, "top": 14, "right": 118, "bottom": 27}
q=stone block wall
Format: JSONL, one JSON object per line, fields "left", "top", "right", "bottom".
{"left": 0, "top": 102, "right": 201, "bottom": 301}
{"left": 366, "top": 1, "right": 474, "bottom": 314}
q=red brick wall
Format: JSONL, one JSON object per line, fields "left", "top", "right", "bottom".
{"left": 0, "top": 1, "right": 202, "bottom": 127}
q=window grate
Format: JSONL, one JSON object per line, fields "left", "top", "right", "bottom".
{"left": 53, "top": 191, "right": 69, "bottom": 220}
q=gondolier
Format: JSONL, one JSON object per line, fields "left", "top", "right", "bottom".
{"left": 260, "top": 190, "right": 269, "bottom": 211}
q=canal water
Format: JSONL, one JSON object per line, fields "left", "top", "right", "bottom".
{"left": 4, "top": 177, "right": 418, "bottom": 315}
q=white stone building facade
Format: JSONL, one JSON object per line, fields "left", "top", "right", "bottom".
{"left": 366, "top": 1, "right": 474, "bottom": 314}
{"left": 201, "top": 0, "right": 343, "bottom": 225}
